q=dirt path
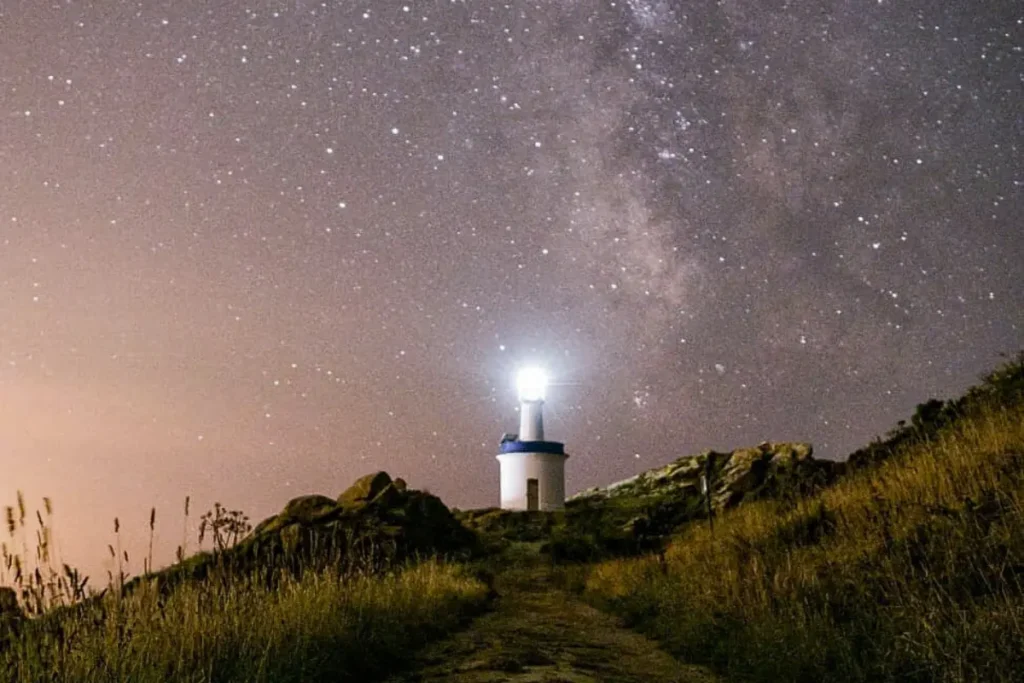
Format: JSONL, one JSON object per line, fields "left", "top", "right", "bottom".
{"left": 385, "top": 549, "right": 721, "bottom": 683}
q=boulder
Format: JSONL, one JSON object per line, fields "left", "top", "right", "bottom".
{"left": 564, "top": 441, "right": 838, "bottom": 553}
{"left": 338, "top": 471, "right": 393, "bottom": 508}
{"left": 718, "top": 446, "right": 770, "bottom": 497}
{"left": 768, "top": 442, "right": 813, "bottom": 466}
{"left": 392, "top": 489, "right": 477, "bottom": 553}
{"left": 281, "top": 494, "right": 339, "bottom": 525}
{"left": 368, "top": 481, "right": 404, "bottom": 509}
{"left": 125, "top": 471, "right": 477, "bottom": 599}
{"left": 251, "top": 514, "right": 285, "bottom": 537}
{"left": 279, "top": 523, "right": 304, "bottom": 554}
{"left": 264, "top": 472, "right": 475, "bottom": 562}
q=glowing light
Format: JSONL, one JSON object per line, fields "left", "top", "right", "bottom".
{"left": 517, "top": 367, "right": 547, "bottom": 402}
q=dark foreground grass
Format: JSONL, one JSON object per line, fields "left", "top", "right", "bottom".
{"left": 584, "top": 380, "right": 1024, "bottom": 681}
{"left": 2, "top": 558, "right": 488, "bottom": 683}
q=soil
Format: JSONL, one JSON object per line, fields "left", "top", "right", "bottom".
{"left": 385, "top": 544, "right": 722, "bottom": 683}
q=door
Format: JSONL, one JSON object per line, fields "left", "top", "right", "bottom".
{"left": 526, "top": 478, "right": 539, "bottom": 511}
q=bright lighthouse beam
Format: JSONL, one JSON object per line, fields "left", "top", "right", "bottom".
{"left": 516, "top": 367, "right": 547, "bottom": 402}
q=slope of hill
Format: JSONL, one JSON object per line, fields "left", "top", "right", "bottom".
{"left": 143, "top": 470, "right": 478, "bottom": 594}
{"left": 581, "top": 355, "right": 1024, "bottom": 682}
{"left": 570, "top": 441, "right": 837, "bottom": 509}
{"left": 5, "top": 356, "right": 1022, "bottom": 682}
{"left": 0, "top": 473, "right": 488, "bottom": 683}
{"left": 566, "top": 441, "right": 840, "bottom": 549}
{"left": 461, "top": 441, "right": 842, "bottom": 562}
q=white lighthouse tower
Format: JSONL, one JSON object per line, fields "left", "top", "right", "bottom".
{"left": 496, "top": 368, "right": 568, "bottom": 511}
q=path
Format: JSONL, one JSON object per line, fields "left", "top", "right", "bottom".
{"left": 385, "top": 546, "right": 722, "bottom": 683}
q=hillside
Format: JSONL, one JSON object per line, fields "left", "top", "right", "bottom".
{"left": 5, "top": 356, "right": 1023, "bottom": 682}
{"left": 580, "top": 354, "right": 1024, "bottom": 682}
{"left": 143, "top": 470, "right": 478, "bottom": 593}
{"left": 460, "top": 441, "right": 842, "bottom": 561}
{"left": 0, "top": 473, "right": 487, "bottom": 683}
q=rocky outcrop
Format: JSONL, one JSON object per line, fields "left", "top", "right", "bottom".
{"left": 278, "top": 494, "right": 338, "bottom": 525}
{"left": 547, "top": 442, "right": 842, "bottom": 561}
{"left": 253, "top": 472, "right": 477, "bottom": 563}
{"left": 337, "top": 471, "right": 394, "bottom": 508}
{"left": 570, "top": 442, "right": 838, "bottom": 510}
{"left": 146, "top": 472, "right": 477, "bottom": 593}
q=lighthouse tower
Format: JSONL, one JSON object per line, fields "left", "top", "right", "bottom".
{"left": 496, "top": 368, "right": 568, "bottom": 511}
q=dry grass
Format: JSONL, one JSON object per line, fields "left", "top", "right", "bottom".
{"left": 7, "top": 558, "right": 486, "bottom": 683}
{"left": 1, "top": 496, "right": 488, "bottom": 683}
{"left": 2, "top": 556, "right": 486, "bottom": 682}
{"left": 584, "top": 398, "right": 1024, "bottom": 681}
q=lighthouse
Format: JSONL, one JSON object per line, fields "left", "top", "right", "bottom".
{"left": 496, "top": 368, "right": 568, "bottom": 511}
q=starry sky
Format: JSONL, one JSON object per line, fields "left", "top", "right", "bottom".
{"left": 1, "top": 1, "right": 1021, "bottom": 578}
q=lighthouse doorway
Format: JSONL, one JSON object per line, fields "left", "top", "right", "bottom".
{"left": 526, "top": 478, "right": 539, "bottom": 511}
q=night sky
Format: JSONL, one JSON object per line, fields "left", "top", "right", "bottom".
{"left": 2, "top": 1, "right": 1021, "bottom": 578}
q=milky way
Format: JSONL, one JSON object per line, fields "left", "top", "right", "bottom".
{"left": 1, "top": 1, "right": 1020, "bottom": 577}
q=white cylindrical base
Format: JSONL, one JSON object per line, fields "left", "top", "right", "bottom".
{"left": 496, "top": 451, "right": 566, "bottom": 511}
{"left": 519, "top": 400, "right": 544, "bottom": 441}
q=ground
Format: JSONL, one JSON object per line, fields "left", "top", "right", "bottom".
{"left": 385, "top": 544, "right": 721, "bottom": 683}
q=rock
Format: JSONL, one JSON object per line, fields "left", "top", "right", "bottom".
{"left": 369, "top": 481, "right": 403, "bottom": 509}
{"left": 279, "top": 523, "right": 304, "bottom": 554}
{"left": 562, "top": 441, "right": 838, "bottom": 554}
{"left": 572, "top": 442, "right": 831, "bottom": 506}
{"left": 718, "top": 446, "right": 769, "bottom": 496}
{"left": 251, "top": 514, "right": 284, "bottom": 537}
{"left": 338, "top": 471, "right": 393, "bottom": 508}
{"left": 123, "top": 471, "right": 477, "bottom": 600}
{"left": 281, "top": 494, "right": 339, "bottom": 525}
{"left": 272, "top": 472, "right": 475, "bottom": 559}
{"left": 768, "top": 442, "right": 813, "bottom": 466}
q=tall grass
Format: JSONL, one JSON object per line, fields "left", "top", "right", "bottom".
{"left": 584, "top": 397, "right": 1024, "bottom": 681}
{"left": 2, "top": 495, "right": 88, "bottom": 616}
{"left": 2, "top": 557, "right": 487, "bottom": 682}
{"left": 1, "top": 492, "right": 489, "bottom": 682}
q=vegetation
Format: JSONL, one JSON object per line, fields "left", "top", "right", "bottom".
{"left": 1, "top": 479, "right": 489, "bottom": 682}
{"left": 846, "top": 352, "right": 1024, "bottom": 470}
{"left": 582, "top": 354, "right": 1024, "bottom": 682}
{"left": 3, "top": 559, "right": 486, "bottom": 683}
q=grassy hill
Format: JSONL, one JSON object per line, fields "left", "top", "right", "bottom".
{"left": 580, "top": 354, "right": 1024, "bottom": 682}
{"left": 0, "top": 473, "right": 489, "bottom": 683}
{"left": 3, "top": 355, "right": 1022, "bottom": 681}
